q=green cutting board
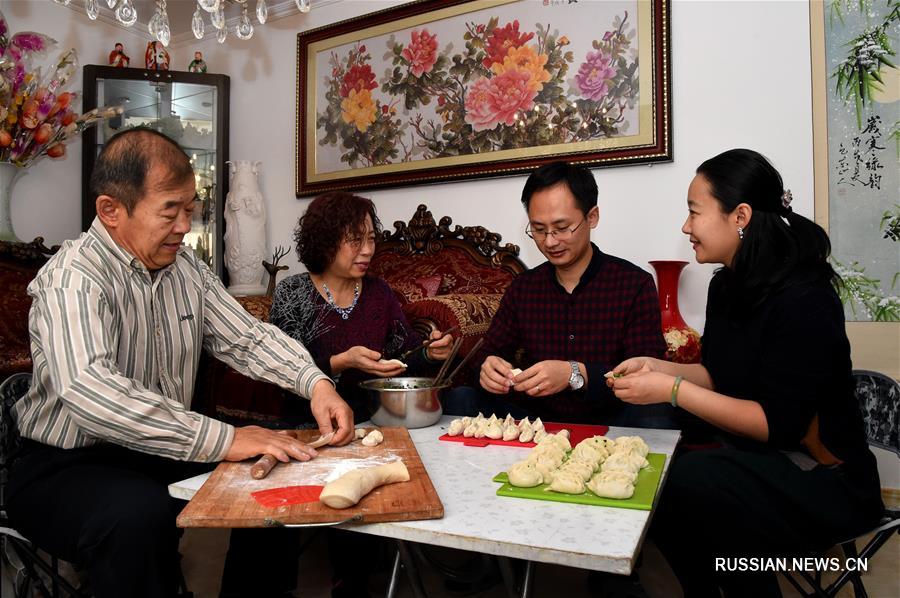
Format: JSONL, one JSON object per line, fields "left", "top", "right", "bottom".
{"left": 492, "top": 453, "right": 667, "bottom": 511}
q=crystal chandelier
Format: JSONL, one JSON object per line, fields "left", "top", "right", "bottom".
{"left": 53, "top": 0, "right": 313, "bottom": 46}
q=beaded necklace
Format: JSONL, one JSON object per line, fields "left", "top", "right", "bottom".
{"left": 322, "top": 281, "right": 360, "bottom": 320}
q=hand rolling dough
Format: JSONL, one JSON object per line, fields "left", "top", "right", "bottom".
{"left": 319, "top": 460, "right": 410, "bottom": 509}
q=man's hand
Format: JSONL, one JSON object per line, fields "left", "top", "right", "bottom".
{"left": 310, "top": 379, "right": 354, "bottom": 445}
{"left": 224, "top": 426, "right": 319, "bottom": 462}
{"left": 480, "top": 355, "right": 514, "bottom": 394}
{"left": 425, "top": 330, "right": 454, "bottom": 361}
{"left": 333, "top": 346, "right": 406, "bottom": 377}
{"left": 513, "top": 360, "right": 571, "bottom": 397}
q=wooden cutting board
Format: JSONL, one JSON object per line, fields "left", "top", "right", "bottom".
{"left": 176, "top": 427, "right": 443, "bottom": 528}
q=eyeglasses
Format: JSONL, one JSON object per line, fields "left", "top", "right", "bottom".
{"left": 525, "top": 219, "right": 586, "bottom": 242}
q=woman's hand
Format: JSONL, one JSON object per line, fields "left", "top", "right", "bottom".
{"left": 610, "top": 371, "right": 675, "bottom": 405}
{"left": 332, "top": 346, "right": 407, "bottom": 377}
{"left": 608, "top": 357, "right": 662, "bottom": 382}
{"left": 425, "top": 330, "right": 454, "bottom": 361}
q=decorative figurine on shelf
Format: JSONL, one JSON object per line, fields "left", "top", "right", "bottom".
{"left": 108, "top": 42, "right": 129, "bottom": 68}
{"left": 144, "top": 41, "right": 170, "bottom": 71}
{"left": 224, "top": 161, "right": 268, "bottom": 296}
{"left": 187, "top": 51, "right": 207, "bottom": 74}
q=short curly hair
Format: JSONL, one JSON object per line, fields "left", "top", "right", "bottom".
{"left": 294, "top": 192, "right": 382, "bottom": 274}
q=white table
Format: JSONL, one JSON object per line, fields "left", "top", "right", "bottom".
{"left": 171, "top": 417, "right": 680, "bottom": 578}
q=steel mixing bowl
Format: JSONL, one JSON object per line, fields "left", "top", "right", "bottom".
{"left": 359, "top": 377, "right": 445, "bottom": 428}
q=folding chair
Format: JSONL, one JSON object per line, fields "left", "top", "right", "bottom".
{"left": 782, "top": 369, "right": 900, "bottom": 598}
{"left": 1, "top": 373, "right": 88, "bottom": 598}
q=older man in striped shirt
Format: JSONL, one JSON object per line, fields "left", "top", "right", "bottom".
{"left": 7, "top": 128, "right": 354, "bottom": 597}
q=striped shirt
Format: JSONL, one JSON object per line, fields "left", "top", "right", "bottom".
{"left": 14, "top": 219, "right": 329, "bottom": 462}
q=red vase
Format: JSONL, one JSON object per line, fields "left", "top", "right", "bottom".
{"left": 649, "top": 260, "right": 702, "bottom": 364}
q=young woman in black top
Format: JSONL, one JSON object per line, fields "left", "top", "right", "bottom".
{"left": 608, "top": 149, "right": 883, "bottom": 597}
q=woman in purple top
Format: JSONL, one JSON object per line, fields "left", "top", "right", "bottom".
{"left": 269, "top": 192, "right": 454, "bottom": 422}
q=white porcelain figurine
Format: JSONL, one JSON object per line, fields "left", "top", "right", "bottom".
{"left": 224, "top": 161, "right": 268, "bottom": 296}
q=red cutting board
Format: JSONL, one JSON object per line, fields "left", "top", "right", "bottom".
{"left": 439, "top": 421, "right": 608, "bottom": 448}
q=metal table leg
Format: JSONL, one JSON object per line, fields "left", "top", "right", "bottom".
{"left": 397, "top": 540, "right": 427, "bottom": 598}
{"left": 496, "top": 557, "right": 535, "bottom": 598}
{"left": 385, "top": 549, "right": 402, "bottom": 598}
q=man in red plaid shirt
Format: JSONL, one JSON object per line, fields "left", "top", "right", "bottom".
{"left": 474, "top": 161, "right": 676, "bottom": 427}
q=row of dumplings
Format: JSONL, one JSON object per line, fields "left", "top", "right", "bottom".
{"left": 506, "top": 434, "right": 650, "bottom": 500}
{"left": 447, "top": 413, "right": 564, "bottom": 444}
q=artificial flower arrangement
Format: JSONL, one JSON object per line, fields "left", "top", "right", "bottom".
{"left": 0, "top": 10, "right": 121, "bottom": 168}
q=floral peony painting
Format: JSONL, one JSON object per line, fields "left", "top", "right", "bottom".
{"left": 297, "top": 0, "right": 671, "bottom": 195}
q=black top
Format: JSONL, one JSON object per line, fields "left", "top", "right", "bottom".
{"left": 701, "top": 273, "right": 877, "bottom": 478}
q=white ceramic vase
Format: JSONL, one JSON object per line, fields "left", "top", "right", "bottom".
{"left": 0, "top": 162, "right": 25, "bottom": 242}
{"left": 223, "top": 160, "right": 268, "bottom": 296}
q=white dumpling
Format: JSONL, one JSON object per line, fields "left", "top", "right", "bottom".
{"left": 474, "top": 420, "right": 487, "bottom": 438}
{"left": 547, "top": 433, "right": 571, "bottom": 451}
{"left": 557, "top": 429, "right": 570, "bottom": 440}
{"left": 502, "top": 424, "right": 520, "bottom": 441}
{"left": 447, "top": 419, "right": 465, "bottom": 436}
{"left": 532, "top": 428, "right": 548, "bottom": 443}
{"left": 517, "top": 416, "right": 531, "bottom": 431}
{"left": 487, "top": 413, "right": 498, "bottom": 426}
{"left": 570, "top": 455, "right": 601, "bottom": 472}
{"left": 614, "top": 436, "right": 650, "bottom": 457}
{"left": 571, "top": 442, "right": 605, "bottom": 464}
{"left": 532, "top": 417, "right": 545, "bottom": 432}
{"left": 587, "top": 472, "right": 635, "bottom": 499}
{"left": 518, "top": 425, "right": 535, "bottom": 443}
{"left": 602, "top": 452, "right": 646, "bottom": 476}
{"left": 485, "top": 421, "right": 504, "bottom": 439}
{"left": 503, "top": 413, "right": 515, "bottom": 428}
{"left": 559, "top": 460, "right": 593, "bottom": 482}
{"left": 463, "top": 422, "right": 478, "bottom": 437}
{"left": 508, "top": 461, "right": 543, "bottom": 487}
{"left": 460, "top": 416, "right": 472, "bottom": 427}
{"left": 548, "top": 471, "right": 585, "bottom": 494}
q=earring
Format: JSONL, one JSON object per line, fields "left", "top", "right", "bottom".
{"left": 737, "top": 226, "right": 744, "bottom": 240}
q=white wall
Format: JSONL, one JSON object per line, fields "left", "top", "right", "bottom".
{"left": 7, "top": 0, "right": 898, "bottom": 487}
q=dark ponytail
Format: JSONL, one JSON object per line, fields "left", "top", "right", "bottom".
{"left": 697, "top": 149, "right": 839, "bottom": 310}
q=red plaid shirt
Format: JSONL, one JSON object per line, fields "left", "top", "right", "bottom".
{"left": 477, "top": 244, "right": 667, "bottom": 424}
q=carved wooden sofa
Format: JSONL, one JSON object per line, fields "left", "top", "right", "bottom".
{"left": 193, "top": 204, "right": 527, "bottom": 423}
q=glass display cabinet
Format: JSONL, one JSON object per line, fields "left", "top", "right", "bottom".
{"left": 81, "top": 65, "right": 230, "bottom": 277}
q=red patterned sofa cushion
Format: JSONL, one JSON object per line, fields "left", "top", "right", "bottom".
{"left": 371, "top": 246, "right": 516, "bottom": 302}
{"left": 0, "top": 266, "right": 36, "bottom": 376}
{"left": 402, "top": 293, "right": 503, "bottom": 356}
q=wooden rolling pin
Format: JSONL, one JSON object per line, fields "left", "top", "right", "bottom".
{"left": 250, "top": 431, "right": 335, "bottom": 479}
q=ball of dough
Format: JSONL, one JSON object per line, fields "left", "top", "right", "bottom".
{"left": 354, "top": 428, "right": 368, "bottom": 440}
{"left": 361, "top": 429, "right": 384, "bottom": 447}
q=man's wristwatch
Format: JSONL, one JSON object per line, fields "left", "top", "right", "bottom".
{"left": 568, "top": 361, "right": 585, "bottom": 390}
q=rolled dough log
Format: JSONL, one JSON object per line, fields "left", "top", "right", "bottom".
{"left": 319, "top": 460, "right": 410, "bottom": 509}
